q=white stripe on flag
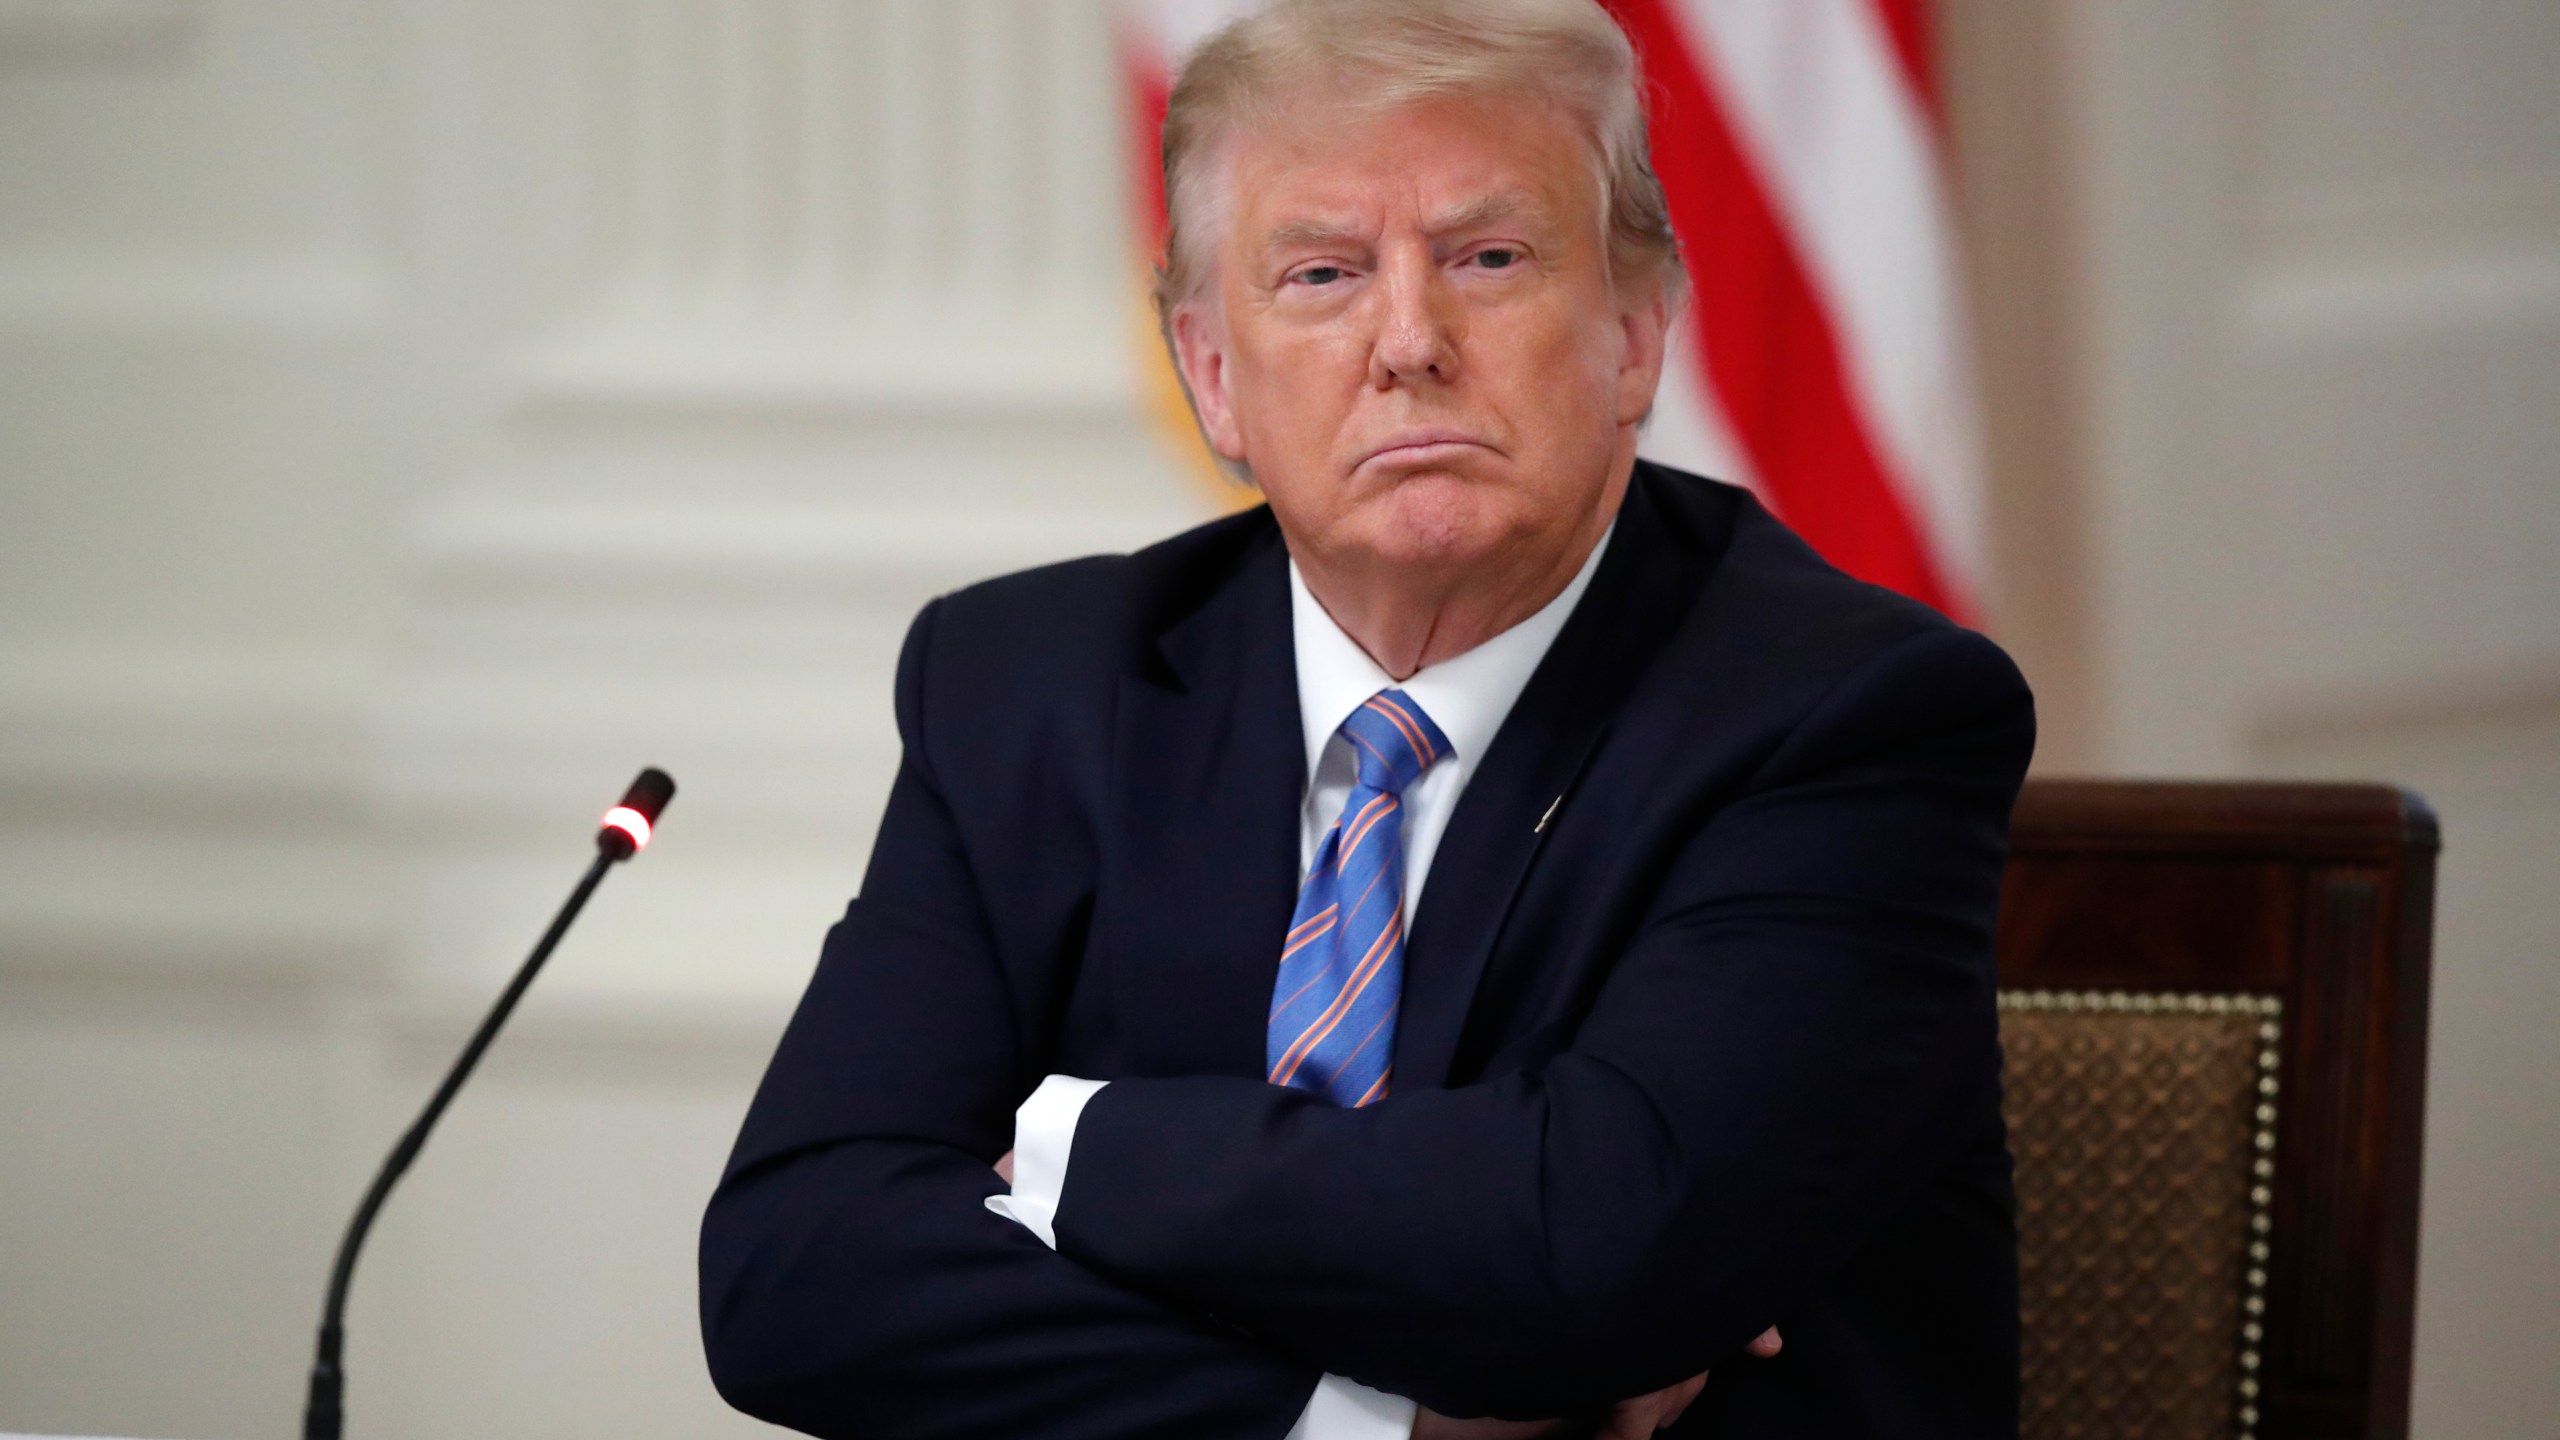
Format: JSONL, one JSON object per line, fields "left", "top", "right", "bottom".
{"left": 1126, "top": 0, "right": 1246, "bottom": 64}
{"left": 1640, "top": 313, "right": 1763, "bottom": 500}
{"left": 1663, "top": 0, "right": 1985, "bottom": 591}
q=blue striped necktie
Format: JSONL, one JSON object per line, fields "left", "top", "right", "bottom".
{"left": 1268, "top": 688, "right": 1451, "bottom": 1108}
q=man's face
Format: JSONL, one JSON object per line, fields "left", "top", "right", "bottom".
{"left": 1172, "top": 92, "right": 1667, "bottom": 580}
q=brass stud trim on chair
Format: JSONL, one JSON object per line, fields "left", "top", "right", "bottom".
{"left": 1998, "top": 989, "right": 2283, "bottom": 1440}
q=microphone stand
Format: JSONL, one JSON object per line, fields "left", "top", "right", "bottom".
{"left": 302, "top": 769, "right": 672, "bottom": 1440}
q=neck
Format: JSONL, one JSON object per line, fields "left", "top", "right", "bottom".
{"left": 1296, "top": 464, "right": 1629, "bottom": 681}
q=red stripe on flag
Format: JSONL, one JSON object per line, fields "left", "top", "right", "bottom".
{"left": 1606, "top": 0, "right": 1961, "bottom": 617}
{"left": 1865, "top": 0, "right": 1942, "bottom": 126}
{"left": 1119, "top": 30, "right": 1175, "bottom": 256}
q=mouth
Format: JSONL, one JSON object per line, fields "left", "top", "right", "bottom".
{"left": 1358, "top": 429, "right": 1495, "bottom": 473}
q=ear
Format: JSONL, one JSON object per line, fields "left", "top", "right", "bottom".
{"left": 1170, "top": 302, "right": 1248, "bottom": 463}
{"left": 1613, "top": 277, "right": 1673, "bottom": 429}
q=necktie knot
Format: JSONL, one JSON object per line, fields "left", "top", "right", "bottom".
{"left": 1339, "top": 689, "right": 1449, "bottom": 797}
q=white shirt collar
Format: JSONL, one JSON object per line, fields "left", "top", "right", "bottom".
{"left": 1289, "top": 521, "right": 1616, "bottom": 786}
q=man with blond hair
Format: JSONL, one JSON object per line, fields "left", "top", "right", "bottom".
{"left": 702, "top": 2, "right": 2031, "bottom": 1435}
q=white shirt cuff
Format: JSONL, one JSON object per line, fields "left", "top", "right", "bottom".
{"left": 982, "top": 1073, "right": 1107, "bottom": 1248}
{"left": 1285, "top": 1373, "right": 1418, "bottom": 1440}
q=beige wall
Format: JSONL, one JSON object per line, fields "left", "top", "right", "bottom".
{"left": 3, "top": 3, "right": 1195, "bottom": 1436}
{"left": 2, "top": 2, "right": 2553, "bottom": 1437}
{"left": 1948, "top": 1, "right": 2560, "bottom": 1434}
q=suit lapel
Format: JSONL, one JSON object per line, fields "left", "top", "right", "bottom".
{"left": 1395, "top": 468, "right": 1705, "bottom": 1090}
{"left": 1108, "top": 519, "right": 1307, "bottom": 1079}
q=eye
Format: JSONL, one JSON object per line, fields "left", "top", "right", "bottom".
{"left": 1292, "top": 265, "right": 1349, "bottom": 288}
{"left": 1471, "top": 247, "right": 1523, "bottom": 271}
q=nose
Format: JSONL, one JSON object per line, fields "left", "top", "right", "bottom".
{"left": 1367, "top": 245, "right": 1457, "bottom": 389}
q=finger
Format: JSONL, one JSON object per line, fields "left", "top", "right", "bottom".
{"left": 1610, "top": 1392, "right": 1681, "bottom": 1439}
{"left": 1596, "top": 1410, "right": 1651, "bottom": 1440}
{"left": 1746, "top": 1326, "right": 1783, "bottom": 1358}
{"left": 1602, "top": 1399, "right": 1659, "bottom": 1440}
{"left": 1660, "top": 1373, "right": 1708, "bottom": 1430}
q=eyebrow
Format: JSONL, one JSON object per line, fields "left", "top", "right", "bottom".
{"left": 1427, "top": 192, "right": 1538, "bottom": 236}
{"left": 1258, "top": 191, "right": 1543, "bottom": 254}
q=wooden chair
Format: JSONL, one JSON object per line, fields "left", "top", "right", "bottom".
{"left": 1997, "top": 781, "right": 2437, "bottom": 1440}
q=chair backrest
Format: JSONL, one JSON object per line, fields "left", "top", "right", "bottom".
{"left": 1996, "top": 781, "right": 2437, "bottom": 1440}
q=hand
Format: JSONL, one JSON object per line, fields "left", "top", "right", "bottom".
{"left": 1413, "top": 1327, "right": 1780, "bottom": 1440}
{"left": 1597, "top": 1329, "right": 1780, "bottom": 1439}
{"left": 1409, "top": 1414, "right": 1552, "bottom": 1440}
{"left": 994, "top": 1149, "right": 1014, "bottom": 1186}
{"left": 1594, "top": 1370, "right": 1704, "bottom": 1440}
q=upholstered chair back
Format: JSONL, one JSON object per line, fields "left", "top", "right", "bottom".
{"left": 1996, "top": 783, "right": 2435, "bottom": 1440}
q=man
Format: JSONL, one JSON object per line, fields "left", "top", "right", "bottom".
{"left": 700, "top": 1, "right": 2032, "bottom": 1436}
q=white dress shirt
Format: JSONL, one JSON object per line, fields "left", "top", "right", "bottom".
{"left": 988, "top": 524, "right": 1613, "bottom": 1438}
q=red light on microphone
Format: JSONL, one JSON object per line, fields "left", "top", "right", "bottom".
{"left": 595, "top": 768, "right": 675, "bottom": 861}
{"left": 601, "top": 805, "right": 653, "bottom": 852}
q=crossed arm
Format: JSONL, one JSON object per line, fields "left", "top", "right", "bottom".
{"left": 698, "top": 616, "right": 2032, "bottom": 1436}
{"left": 990, "top": 1140, "right": 1781, "bottom": 1440}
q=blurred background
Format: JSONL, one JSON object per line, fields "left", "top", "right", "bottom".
{"left": 0, "top": 1, "right": 2552, "bottom": 1437}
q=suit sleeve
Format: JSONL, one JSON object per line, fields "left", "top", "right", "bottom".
{"left": 1049, "top": 626, "right": 2036, "bottom": 1421}
{"left": 699, "top": 599, "right": 1320, "bottom": 1440}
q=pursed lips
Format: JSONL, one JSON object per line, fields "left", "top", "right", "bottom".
{"left": 1356, "top": 429, "right": 1495, "bottom": 472}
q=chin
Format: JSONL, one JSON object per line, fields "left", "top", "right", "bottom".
{"left": 1352, "top": 472, "right": 1525, "bottom": 570}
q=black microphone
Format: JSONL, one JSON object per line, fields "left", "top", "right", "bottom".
{"left": 301, "top": 768, "right": 677, "bottom": 1440}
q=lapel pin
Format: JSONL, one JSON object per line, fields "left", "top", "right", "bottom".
{"left": 1534, "top": 793, "right": 1564, "bottom": 834}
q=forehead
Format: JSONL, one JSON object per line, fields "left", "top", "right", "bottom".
{"left": 1219, "top": 91, "right": 1598, "bottom": 243}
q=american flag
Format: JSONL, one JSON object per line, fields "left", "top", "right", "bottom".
{"left": 1118, "top": 0, "right": 1984, "bottom": 620}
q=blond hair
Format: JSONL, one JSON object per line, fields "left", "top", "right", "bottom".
{"left": 1152, "top": 0, "right": 1684, "bottom": 325}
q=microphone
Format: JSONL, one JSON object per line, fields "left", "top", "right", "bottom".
{"left": 301, "top": 768, "right": 677, "bottom": 1440}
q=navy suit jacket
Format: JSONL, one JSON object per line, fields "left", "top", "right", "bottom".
{"left": 701, "top": 463, "right": 2036, "bottom": 1438}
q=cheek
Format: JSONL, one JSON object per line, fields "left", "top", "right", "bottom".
{"left": 1490, "top": 307, "right": 1625, "bottom": 434}
{"left": 1232, "top": 332, "right": 1357, "bottom": 440}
